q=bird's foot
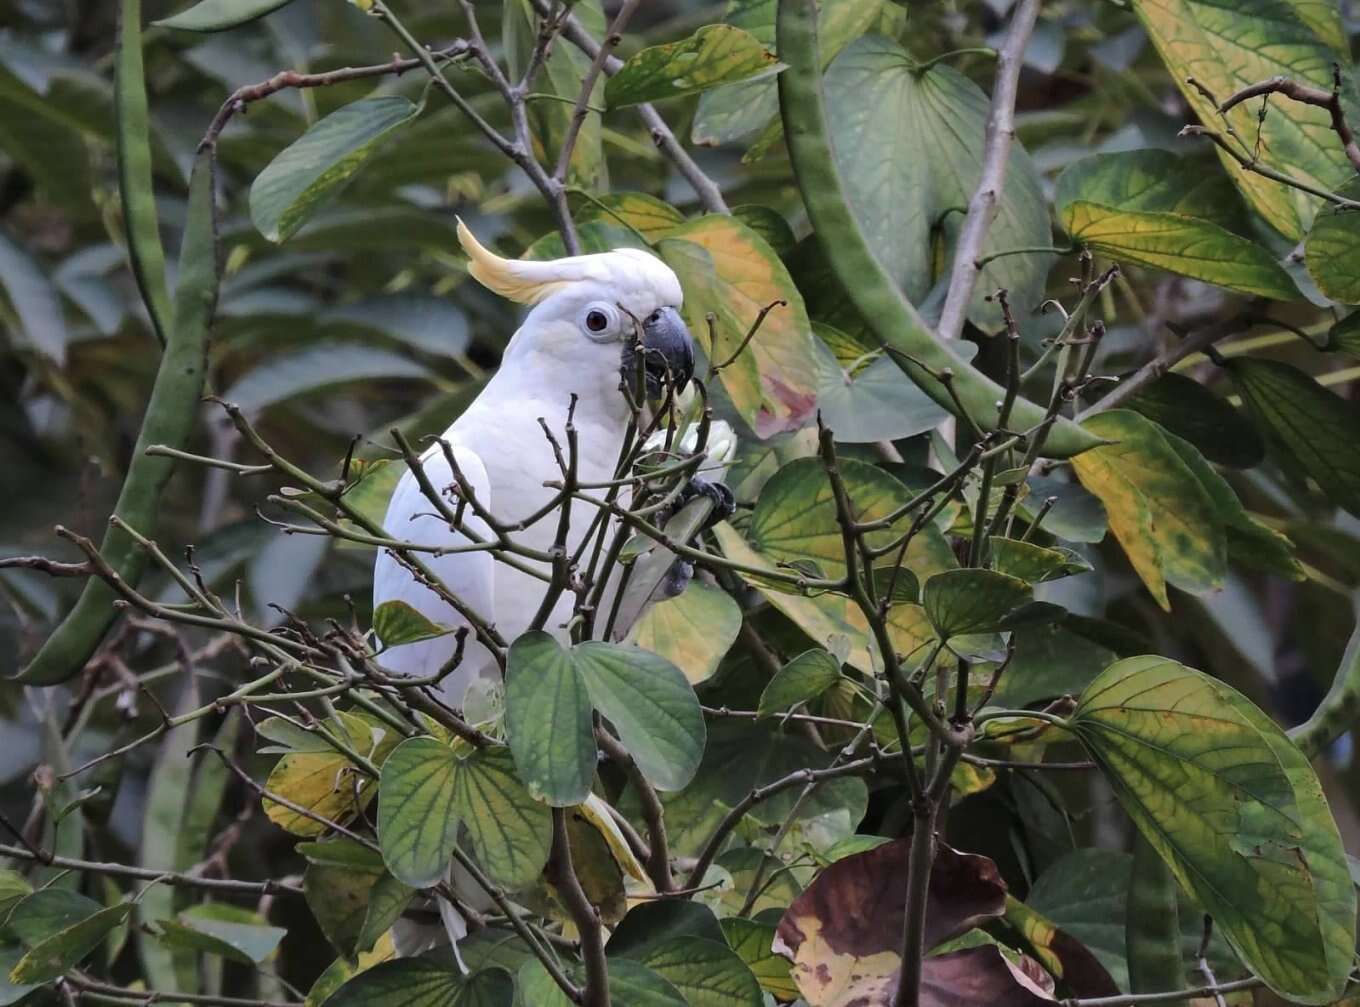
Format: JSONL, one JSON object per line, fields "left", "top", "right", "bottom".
{"left": 677, "top": 477, "right": 736, "bottom": 533}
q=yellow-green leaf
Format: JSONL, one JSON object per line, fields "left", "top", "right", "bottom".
{"left": 606, "top": 24, "right": 782, "bottom": 109}
{"left": 1131, "top": 0, "right": 1358, "bottom": 239}
{"left": 627, "top": 579, "right": 741, "bottom": 686}
{"left": 659, "top": 216, "right": 818, "bottom": 438}
{"left": 576, "top": 192, "right": 685, "bottom": 242}
{"left": 9, "top": 902, "right": 132, "bottom": 984}
{"left": 1070, "top": 656, "right": 1356, "bottom": 1003}
{"left": 1071, "top": 410, "right": 1226, "bottom": 609}
{"left": 264, "top": 711, "right": 388, "bottom": 837}
{"left": 372, "top": 599, "right": 452, "bottom": 648}
{"left": 758, "top": 649, "right": 842, "bottom": 718}
{"left": 713, "top": 522, "right": 874, "bottom": 672}
{"left": 1304, "top": 182, "right": 1360, "bottom": 304}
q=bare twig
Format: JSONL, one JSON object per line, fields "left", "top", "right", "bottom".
{"left": 554, "top": 0, "right": 644, "bottom": 182}
{"left": 1059, "top": 977, "right": 1265, "bottom": 1006}
{"left": 1218, "top": 65, "right": 1360, "bottom": 173}
{"left": 0, "top": 843, "right": 302, "bottom": 897}
{"left": 531, "top": 0, "right": 730, "bottom": 213}
{"left": 67, "top": 976, "right": 297, "bottom": 1007}
{"left": 935, "top": 0, "right": 1042, "bottom": 342}
{"left": 1075, "top": 310, "right": 1256, "bottom": 419}
{"left": 199, "top": 45, "right": 470, "bottom": 152}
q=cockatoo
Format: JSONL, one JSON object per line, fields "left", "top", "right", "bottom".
{"left": 372, "top": 222, "right": 702, "bottom": 707}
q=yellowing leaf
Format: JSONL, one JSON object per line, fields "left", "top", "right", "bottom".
{"left": 264, "top": 711, "right": 387, "bottom": 836}
{"left": 1072, "top": 411, "right": 1226, "bottom": 609}
{"left": 1131, "top": 0, "right": 1359, "bottom": 239}
{"left": 1070, "top": 657, "right": 1357, "bottom": 1003}
{"left": 576, "top": 192, "right": 685, "bottom": 242}
{"left": 659, "top": 216, "right": 819, "bottom": 438}
{"left": 576, "top": 794, "right": 649, "bottom": 885}
{"left": 627, "top": 579, "right": 741, "bottom": 685}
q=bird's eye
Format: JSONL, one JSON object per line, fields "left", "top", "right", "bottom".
{"left": 580, "top": 302, "right": 620, "bottom": 341}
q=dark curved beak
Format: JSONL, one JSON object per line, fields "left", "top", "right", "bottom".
{"left": 642, "top": 305, "right": 695, "bottom": 391}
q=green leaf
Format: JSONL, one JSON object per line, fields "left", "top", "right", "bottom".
{"left": 156, "top": 904, "right": 285, "bottom": 965}
{"left": 749, "top": 457, "right": 947, "bottom": 580}
{"left": 452, "top": 746, "right": 552, "bottom": 889}
{"left": 225, "top": 342, "right": 437, "bottom": 414}
{"left": 628, "top": 936, "right": 763, "bottom": 1007}
{"left": 156, "top": 0, "right": 296, "bottom": 31}
{"left": 1069, "top": 656, "right": 1357, "bottom": 1003}
{"left": 1225, "top": 356, "right": 1360, "bottom": 516}
{"left": 989, "top": 538, "right": 1091, "bottom": 584}
{"left": 626, "top": 580, "right": 741, "bottom": 686}
{"left": 1123, "top": 370, "right": 1265, "bottom": 469}
{"left": 1327, "top": 310, "right": 1360, "bottom": 355}
{"left": 1026, "top": 847, "right": 1248, "bottom": 993}
{"left": 758, "top": 649, "right": 842, "bottom": 718}
{"left": 3, "top": 890, "right": 101, "bottom": 945}
{"left": 377, "top": 737, "right": 463, "bottom": 888}
{"left": 1055, "top": 151, "right": 1298, "bottom": 299}
{"left": 658, "top": 215, "right": 819, "bottom": 438}
{"left": 575, "top": 642, "right": 706, "bottom": 792}
{"left": 321, "top": 960, "right": 513, "bottom": 1007}
{"left": 505, "top": 632, "right": 595, "bottom": 807}
{"left": 373, "top": 600, "right": 454, "bottom": 649}
{"left": 1161, "top": 431, "right": 1303, "bottom": 579}
{"left": 1131, "top": 0, "right": 1358, "bottom": 239}
{"left": 302, "top": 840, "right": 406, "bottom": 959}
{"left": 810, "top": 327, "right": 951, "bottom": 444}
{"left": 9, "top": 901, "right": 132, "bottom": 984}
{"left": 606, "top": 25, "right": 782, "bottom": 109}
{"left": 1306, "top": 183, "right": 1360, "bottom": 304}
{"left": 517, "top": 956, "right": 686, "bottom": 1007}
{"left": 720, "top": 918, "right": 798, "bottom": 1001}
{"left": 0, "top": 873, "right": 31, "bottom": 920}
{"left": 655, "top": 721, "right": 866, "bottom": 858}
{"left": 824, "top": 34, "right": 1051, "bottom": 328}
{"left": 691, "top": 0, "right": 888, "bottom": 155}
{"left": 251, "top": 95, "right": 422, "bottom": 243}
{"left": 922, "top": 570, "right": 1032, "bottom": 639}
{"left": 1071, "top": 410, "right": 1227, "bottom": 609}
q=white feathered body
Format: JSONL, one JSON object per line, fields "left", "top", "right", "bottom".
{"left": 373, "top": 328, "right": 633, "bottom": 702}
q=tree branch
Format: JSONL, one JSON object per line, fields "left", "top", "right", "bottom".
{"left": 530, "top": 0, "right": 730, "bottom": 214}
{"left": 1075, "top": 310, "right": 1255, "bottom": 420}
{"left": 554, "top": 0, "right": 644, "bottom": 183}
{"left": 1218, "top": 65, "right": 1360, "bottom": 173}
{"left": 934, "top": 0, "right": 1041, "bottom": 343}
{"left": 0, "top": 843, "right": 303, "bottom": 897}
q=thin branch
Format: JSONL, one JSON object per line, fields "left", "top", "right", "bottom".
{"left": 1060, "top": 977, "right": 1265, "bottom": 1006}
{"left": 0, "top": 556, "right": 92, "bottom": 576}
{"left": 1218, "top": 65, "right": 1360, "bottom": 173}
{"left": 67, "top": 976, "right": 297, "bottom": 1007}
{"left": 1075, "top": 310, "right": 1255, "bottom": 419}
{"left": 531, "top": 0, "right": 730, "bottom": 213}
{"left": 546, "top": 807, "right": 606, "bottom": 1007}
{"left": 553, "top": 0, "right": 644, "bottom": 182}
{"left": 597, "top": 729, "right": 672, "bottom": 893}
{"left": 934, "top": 0, "right": 1041, "bottom": 343}
{"left": 0, "top": 844, "right": 302, "bottom": 897}
{"left": 199, "top": 45, "right": 469, "bottom": 152}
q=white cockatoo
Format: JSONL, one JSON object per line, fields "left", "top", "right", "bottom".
{"left": 372, "top": 222, "right": 702, "bottom": 708}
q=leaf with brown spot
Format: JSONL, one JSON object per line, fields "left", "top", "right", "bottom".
{"left": 773, "top": 837, "right": 1055, "bottom": 1005}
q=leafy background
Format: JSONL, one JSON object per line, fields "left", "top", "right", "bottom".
{"left": 2, "top": 0, "right": 1360, "bottom": 1004}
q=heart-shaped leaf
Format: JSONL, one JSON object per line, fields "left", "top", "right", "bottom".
{"left": 606, "top": 25, "right": 782, "bottom": 108}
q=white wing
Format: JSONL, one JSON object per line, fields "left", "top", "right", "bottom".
{"left": 373, "top": 439, "right": 496, "bottom": 705}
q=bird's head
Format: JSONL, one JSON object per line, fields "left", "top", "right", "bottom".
{"left": 456, "top": 220, "right": 694, "bottom": 396}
